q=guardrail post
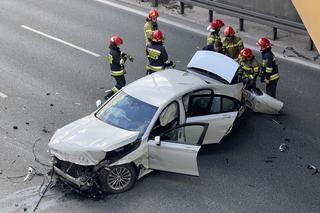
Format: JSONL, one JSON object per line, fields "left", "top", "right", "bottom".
{"left": 239, "top": 18, "right": 244, "bottom": 31}
{"left": 310, "top": 37, "right": 314, "bottom": 51}
{"left": 152, "top": 0, "right": 158, "bottom": 7}
{"left": 180, "top": 2, "right": 185, "bottom": 14}
{"left": 273, "top": 27, "right": 278, "bottom": 40}
{"left": 209, "top": 10, "right": 213, "bottom": 22}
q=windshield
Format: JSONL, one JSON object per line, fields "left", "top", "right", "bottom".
{"left": 96, "top": 91, "right": 158, "bottom": 134}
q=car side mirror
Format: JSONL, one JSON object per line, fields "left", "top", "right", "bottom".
{"left": 155, "top": 136, "right": 161, "bottom": 146}
{"left": 96, "top": 99, "right": 102, "bottom": 108}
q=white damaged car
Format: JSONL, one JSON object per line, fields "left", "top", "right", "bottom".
{"left": 49, "top": 51, "right": 282, "bottom": 195}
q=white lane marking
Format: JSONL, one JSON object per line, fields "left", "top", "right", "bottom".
{"left": 21, "top": 25, "right": 100, "bottom": 57}
{"left": 94, "top": 0, "right": 320, "bottom": 70}
{"left": 0, "top": 92, "right": 8, "bottom": 98}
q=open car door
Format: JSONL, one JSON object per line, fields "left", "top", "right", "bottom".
{"left": 148, "top": 123, "right": 208, "bottom": 176}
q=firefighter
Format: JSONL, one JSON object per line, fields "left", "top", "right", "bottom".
{"left": 222, "top": 26, "right": 244, "bottom": 59}
{"left": 144, "top": 9, "right": 159, "bottom": 46}
{"left": 105, "top": 36, "right": 133, "bottom": 100}
{"left": 146, "top": 30, "right": 174, "bottom": 75}
{"left": 206, "top": 19, "right": 225, "bottom": 45}
{"left": 256, "top": 38, "right": 279, "bottom": 98}
{"left": 237, "top": 48, "right": 260, "bottom": 91}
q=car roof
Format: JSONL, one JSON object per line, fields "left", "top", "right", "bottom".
{"left": 122, "top": 69, "right": 206, "bottom": 107}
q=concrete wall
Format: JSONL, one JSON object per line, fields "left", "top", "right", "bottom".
{"left": 216, "top": 0, "right": 301, "bottom": 22}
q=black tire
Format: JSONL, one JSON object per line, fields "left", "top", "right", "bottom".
{"left": 98, "top": 164, "right": 137, "bottom": 194}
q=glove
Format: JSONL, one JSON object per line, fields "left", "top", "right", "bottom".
{"left": 166, "top": 60, "right": 175, "bottom": 68}
{"left": 242, "top": 77, "right": 249, "bottom": 84}
{"left": 128, "top": 55, "right": 134, "bottom": 62}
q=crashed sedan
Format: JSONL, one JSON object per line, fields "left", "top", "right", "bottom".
{"left": 49, "top": 51, "right": 280, "bottom": 195}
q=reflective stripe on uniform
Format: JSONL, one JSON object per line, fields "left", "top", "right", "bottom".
{"left": 242, "top": 65, "right": 252, "bottom": 71}
{"left": 262, "top": 60, "right": 267, "bottom": 67}
{"left": 146, "top": 65, "right": 164, "bottom": 71}
{"left": 111, "top": 86, "right": 119, "bottom": 93}
{"left": 269, "top": 73, "right": 279, "bottom": 81}
{"left": 111, "top": 70, "right": 125, "bottom": 76}
{"left": 266, "top": 67, "right": 273, "bottom": 73}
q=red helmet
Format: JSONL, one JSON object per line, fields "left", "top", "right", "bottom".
{"left": 224, "top": 26, "right": 235, "bottom": 37}
{"left": 151, "top": 30, "right": 164, "bottom": 42}
{"left": 110, "top": 36, "right": 123, "bottom": 46}
{"left": 256, "top": 37, "right": 271, "bottom": 49}
{"left": 239, "top": 48, "right": 253, "bottom": 60}
{"left": 149, "top": 9, "right": 159, "bottom": 19}
{"left": 208, "top": 19, "right": 225, "bottom": 31}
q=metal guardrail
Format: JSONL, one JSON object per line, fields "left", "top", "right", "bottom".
{"left": 151, "top": 0, "right": 314, "bottom": 50}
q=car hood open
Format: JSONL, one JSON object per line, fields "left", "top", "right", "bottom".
{"left": 187, "top": 50, "right": 239, "bottom": 84}
{"left": 49, "top": 114, "right": 139, "bottom": 165}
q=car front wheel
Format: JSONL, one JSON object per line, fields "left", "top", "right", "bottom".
{"left": 99, "top": 164, "right": 137, "bottom": 194}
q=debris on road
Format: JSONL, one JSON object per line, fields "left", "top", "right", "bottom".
{"left": 279, "top": 144, "right": 289, "bottom": 152}
{"left": 46, "top": 92, "right": 50, "bottom": 96}
{"left": 24, "top": 167, "right": 36, "bottom": 182}
{"left": 307, "top": 164, "right": 319, "bottom": 175}
{"left": 264, "top": 160, "right": 273, "bottom": 163}
{"left": 284, "top": 138, "right": 290, "bottom": 142}
{"left": 42, "top": 128, "right": 50, "bottom": 134}
{"left": 13, "top": 126, "right": 18, "bottom": 130}
{"left": 74, "top": 102, "right": 81, "bottom": 105}
{"left": 50, "top": 104, "right": 54, "bottom": 107}
{"left": 225, "top": 158, "right": 229, "bottom": 164}
{"left": 0, "top": 169, "right": 2, "bottom": 174}
{"left": 271, "top": 118, "right": 281, "bottom": 125}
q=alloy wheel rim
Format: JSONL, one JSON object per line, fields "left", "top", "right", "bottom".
{"left": 107, "top": 167, "right": 132, "bottom": 190}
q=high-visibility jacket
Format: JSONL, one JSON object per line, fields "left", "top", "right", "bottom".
{"left": 238, "top": 57, "right": 260, "bottom": 81}
{"left": 146, "top": 42, "right": 171, "bottom": 72}
{"left": 108, "top": 45, "right": 126, "bottom": 77}
{"left": 207, "top": 31, "right": 221, "bottom": 45}
{"left": 222, "top": 36, "right": 244, "bottom": 59}
{"left": 144, "top": 20, "right": 158, "bottom": 45}
{"left": 261, "top": 48, "right": 279, "bottom": 81}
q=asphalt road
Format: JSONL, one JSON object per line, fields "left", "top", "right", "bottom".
{"left": 0, "top": 0, "right": 319, "bottom": 212}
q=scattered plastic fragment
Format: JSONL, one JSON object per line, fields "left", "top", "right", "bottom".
{"left": 279, "top": 144, "right": 288, "bottom": 152}
{"left": 271, "top": 119, "right": 281, "bottom": 125}
{"left": 25, "top": 122, "right": 30, "bottom": 125}
{"left": 307, "top": 164, "right": 319, "bottom": 175}
{"left": 42, "top": 128, "right": 50, "bottom": 133}
{"left": 24, "top": 167, "right": 36, "bottom": 182}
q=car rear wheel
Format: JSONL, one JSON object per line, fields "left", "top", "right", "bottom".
{"left": 99, "top": 164, "right": 136, "bottom": 194}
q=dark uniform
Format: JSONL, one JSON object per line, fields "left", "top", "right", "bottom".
{"left": 237, "top": 57, "right": 260, "bottom": 91}
{"left": 146, "top": 41, "right": 173, "bottom": 74}
{"left": 261, "top": 48, "right": 279, "bottom": 98}
{"left": 107, "top": 44, "right": 127, "bottom": 95}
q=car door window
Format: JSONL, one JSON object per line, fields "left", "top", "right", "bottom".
{"left": 183, "top": 89, "right": 213, "bottom": 117}
{"left": 222, "top": 97, "right": 236, "bottom": 112}
{"left": 160, "top": 124, "right": 208, "bottom": 145}
{"left": 150, "top": 101, "right": 179, "bottom": 138}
